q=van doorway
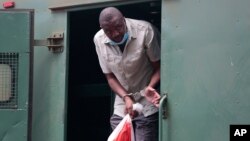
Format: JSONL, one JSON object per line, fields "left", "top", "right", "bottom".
{"left": 67, "top": 1, "right": 161, "bottom": 141}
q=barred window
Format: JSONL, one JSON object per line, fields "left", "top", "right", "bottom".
{"left": 0, "top": 53, "right": 18, "bottom": 109}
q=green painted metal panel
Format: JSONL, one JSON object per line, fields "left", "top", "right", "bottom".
{"left": 50, "top": 0, "right": 116, "bottom": 8}
{"left": 0, "top": 10, "right": 33, "bottom": 141}
{"left": 49, "top": 0, "right": 158, "bottom": 9}
{"left": 0, "top": 1, "right": 69, "bottom": 141}
{"left": 0, "top": 0, "right": 68, "bottom": 141}
{"left": 0, "top": 111, "right": 28, "bottom": 141}
{"left": 160, "top": 0, "right": 250, "bottom": 141}
{"left": 0, "top": 11, "right": 30, "bottom": 52}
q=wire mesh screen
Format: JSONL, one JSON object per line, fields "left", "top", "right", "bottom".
{"left": 0, "top": 53, "right": 19, "bottom": 109}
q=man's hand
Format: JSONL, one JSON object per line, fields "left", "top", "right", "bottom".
{"left": 124, "top": 96, "right": 137, "bottom": 118}
{"left": 144, "top": 86, "right": 161, "bottom": 107}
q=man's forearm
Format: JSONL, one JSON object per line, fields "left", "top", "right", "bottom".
{"left": 105, "top": 73, "right": 128, "bottom": 98}
{"left": 148, "top": 67, "right": 160, "bottom": 88}
{"left": 148, "top": 60, "right": 160, "bottom": 88}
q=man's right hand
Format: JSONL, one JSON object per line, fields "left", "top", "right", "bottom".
{"left": 124, "top": 96, "right": 137, "bottom": 118}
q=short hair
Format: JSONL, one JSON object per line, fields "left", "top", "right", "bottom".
{"left": 99, "top": 7, "right": 123, "bottom": 25}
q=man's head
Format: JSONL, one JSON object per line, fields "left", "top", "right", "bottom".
{"left": 99, "top": 7, "right": 127, "bottom": 43}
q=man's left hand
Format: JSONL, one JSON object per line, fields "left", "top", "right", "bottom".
{"left": 143, "top": 86, "right": 161, "bottom": 107}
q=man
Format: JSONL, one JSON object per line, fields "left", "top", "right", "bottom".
{"left": 94, "top": 7, "right": 161, "bottom": 141}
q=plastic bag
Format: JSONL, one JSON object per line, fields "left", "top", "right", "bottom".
{"left": 107, "top": 114, "right": 135, "bottom": 141}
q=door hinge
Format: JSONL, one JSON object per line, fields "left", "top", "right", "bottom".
{"left": 34, "top": 32, "right": 64, "bottom": 53}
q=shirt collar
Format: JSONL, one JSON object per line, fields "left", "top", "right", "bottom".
{"left": 125, "top": 18, "right": 137, "bottom": 39}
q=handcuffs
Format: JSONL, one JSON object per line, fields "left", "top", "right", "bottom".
{"left": 122, "top": 89, "right": 145, "bottom": 101}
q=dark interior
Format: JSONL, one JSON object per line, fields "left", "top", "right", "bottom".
{"left": 67, "top": 1, "right": 161, "bottom": 141}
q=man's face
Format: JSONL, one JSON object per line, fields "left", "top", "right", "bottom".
{"left": 101, "top": 16, "right": 126, "bottom": 42}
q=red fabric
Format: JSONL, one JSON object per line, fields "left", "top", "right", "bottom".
{"left": 115, "top": 121, "right": 132, "bottom": 141}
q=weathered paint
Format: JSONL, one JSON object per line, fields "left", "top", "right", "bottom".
{"left": 0, "top": 10, "right": 32, "bottom": 141}
{"left": 161, "top": 0, "right": 250, "bottom": 141}
{"left": 1, "top": 1, "right": 156, "bottom": 141}
{"left": 50, "top": 0, "right": 115, "bottom": 9}
{"left": 0, "top": 0, "right": 68, "bottom": 141}
{"left": 49, "top": 0, "right": 157, "bottom": 9}
{"left": 1, "top": 0, "right": 249, "bottom": 141}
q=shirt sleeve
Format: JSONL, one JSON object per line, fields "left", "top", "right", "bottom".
{"left": 144, "top": 23, "right": 161, "bottom": 62}
{"left": 94, "top": 36, "right": 112, "bottom": 74}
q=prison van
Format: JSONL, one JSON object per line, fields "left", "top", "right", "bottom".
{"left": 0, "top": 0, "right": 250, "bottom": 141}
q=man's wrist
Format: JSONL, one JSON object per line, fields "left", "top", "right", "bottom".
{"left": 122, "top": 93, "right": 133, "bottom": 101}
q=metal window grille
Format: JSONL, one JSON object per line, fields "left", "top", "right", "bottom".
{"left": 0, "top": 53, "right": 18, "bottom": 109}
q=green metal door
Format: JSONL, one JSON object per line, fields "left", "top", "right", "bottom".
{"left": 0, "top": 10, "right": 33, "bottom": 141}
{"left": 160, "top": 0, "right": 250, "bottom": 141}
